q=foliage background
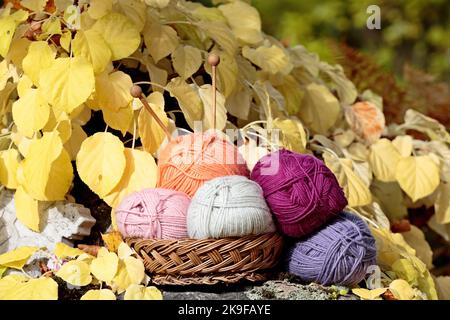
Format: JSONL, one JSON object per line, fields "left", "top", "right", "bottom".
{"left": 252, "top": 0, "right": 450, "bottom": 84}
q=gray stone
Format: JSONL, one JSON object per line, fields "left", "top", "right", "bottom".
{"left": 0, "top": 189, "right": 96, "bottom": 254}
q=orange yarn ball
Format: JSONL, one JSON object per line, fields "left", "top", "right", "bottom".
{"left": 157, "top": 132, "right": 249, "bottom": 197}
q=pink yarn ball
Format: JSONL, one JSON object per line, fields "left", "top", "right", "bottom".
{"left": 115, "top": 188, "right": 190, "bottom": 240}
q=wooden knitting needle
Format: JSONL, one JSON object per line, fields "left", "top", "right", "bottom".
{"left": 130, "top": 85, "right": 172, "bottom": 141}
{"left": 207, "top": 53, "right": 220, "bottom": 130}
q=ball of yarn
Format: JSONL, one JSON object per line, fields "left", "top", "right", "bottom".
{"left": 115, "top": 188, "right": 190, "bottom": 240}
{"left": 187, "top": 175, "right": 275, "bottom": 239}
{"left": 251, "top": 149, "right": 347, "bottom": 238}
{"left": 157, "top": 132, "right": 249, "bottom": 197}
{"left": 286, "top": 212, "right": 377, "bottom": 286}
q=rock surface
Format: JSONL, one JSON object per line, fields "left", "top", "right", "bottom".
{"left": 161, "top": 276, "right": 359, "bottom": 300}
{"left": 0, "top": 189, "right": 96, "bottom": 254}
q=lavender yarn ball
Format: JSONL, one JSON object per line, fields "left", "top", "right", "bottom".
{"left": 251, "top": 149, "right": 348, "bottom": 238}
{"left": 286, "top": 212, "right": 377, "bottom": 286}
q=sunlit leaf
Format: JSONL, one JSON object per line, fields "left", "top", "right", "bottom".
{"left": 22, "top": 41, "right": 56, "bottom": 85}
{"left": 56, "top": 260, "right": 92, "bottom": 286}
{"left": 124, "top": 284, "right": 163, "bottom": 300}
{"left": 218, "top": 1, "right": 263, "bottom": 45}
{"left": 299, "top": 83, "right": 340, "bottom": 134}
{"left": 80, "top": 289, "right": 116, "bottom": 300}
{"left": 14, "top": 186, "right": 41, "bottom": 232}
{"left": 40, "top": 57, "right": 95, "bottom": 114}
{"left": 103, "top": 148, "right": 157, "bottom": 208}
{"left": 92, "top": 12, "right": 141, "bottom": 61}
{"left": 138, "top": 92, "right": 170, "bottom": 155}
{"left": 172, "top": 45, "right": 202, "bottom": 80}
{"left": 395, "top": 155, "right": 440, "bottom": 202}
{"left": 76, "top": 132, "right": 126, "bottom": 198}
{"left": 166, "top": 77, "right": 203, "bottom": 129}
{"left": 0, "top": 149, "right": 20, "bottom": 189}
{"left": 0, "top": 246, "right": 39, "bottom": 270}
{"left": 369, "top": 139, "right": 401, "bottom": 182}
{"left": 72, "top": 29, "right": 112, "bottom": 74}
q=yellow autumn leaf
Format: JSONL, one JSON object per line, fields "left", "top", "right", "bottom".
{"left": 402, "top": 226, "right": 433, "bottom": 269}
{"left": 145, "top": 0, "right": 170, "bottom": 9}
{"left": 20, "top": 0, "right": 47, "bottom": 12}
{"left": 138, "top": 92, "right": 170, "bottom": 154}
{"left": 54, "top": 243, "right": 85, "bottom": 259}
{"left": 6, "top": 37, "right": 30, "bottom": 67}
{"left": 111, "top": 256, "right": 145, "bottom": 294}
{"left": 60, "top": 30, "right": 71, "bottom": 52}
{"left": 435, "top": 276, "right": 450, "bottom": 300}
{"left": 218, "top": 1, "right": 263, "bottom": 45}
{"left": 396, "top": 155, "right": 440, "bottom": 202}
{"left": 41, "top": 16, "right": 62, "bottom": 36}
{"left": 242, "top": 45, "right": 292, "bottom": 75}
{"left": 43, "top": 109, "right": 73, "bottom": 143}
{"left": 76, "top": 132, "right": 126, "bottom": 198}
{"left": 14, "top": 186, "right": 41, "bottom": 232}
{"left": 273, "top": 117, "right": 307, "bottom": 153}
{"left": 0, "top": 149, "right": 20, "bottom": 189}
{"left": 0, "top": 60, "right": 10, "bottom": 91}
{"left": 199, "top": 21, "right": 238, "bottom": 55}
{"left": 10, "top": 129, "right": 31, "bottom": 157}
{"left": 299, "top": 83, "right": 340, "bottom": 135}
{"left": 323, "top": 152, "right": 372, "bottom": 207}
{"left": 93, "top": 70, "right": 133, "bottom": 112}
{"left": 0, "top": 10, "right": 28, "bottom": 58}
{"left": 166, "top": 77, "right": 203, "bottom": 130}
{"left": 0, "top": 274, "right": 28, "bottom": 299}
{"left": 124, "top": 284, "right": 163, "bottom": 300}
{"left": 90, "top": 248, "right": 119, "bottom": 282}
{"left": 64, "top": 124, "right": 88, "bottom": 160}
{"left": 275, "top": 75, "right": 303, "bottom": 115}
{"left": 56, "top": 260, "right": 92, "bottom": 286}
{"left": 39, "top": 56, "right": 95, "bottom": 114}
{"left": 1, "top": 276, "right": 58, "bottom": 300}
{"left": 435, "top": 183, "right": 450, "bottom": 224}
{"left": 88, "top": 0, "right": 113, "bottom": 19}
{"left": 12, "top": 88, "right": 50, "bottom": 138}
{"left": 102, "top": 104, "right": 133, "bottom": 136}
{"left": 389, "top": 279, "right": 415, "bottom": 300}
{"left": 22, "top": 41, "right": 55, "bottom": 85}
{"left": 0, "top": 246, "right": 39, "bottom": 270}
{"left": 198, "top": 84, "right": 227, "bottom": 131}
{"left": 16, "top": 74, "right": 32, "bottom": 97}
{"left": 76, "top": 253, "right": 95, "bottom": 265}
{"left": 101, "top": 231, "right": 124, "bottom": 253}
{"left": 92, "top": 12, "right": 141, "bottom": 61}
{"left": 352, "top": 288, "right": 386, "bottom": 300}
{"left": 103, "top": 148, "right": 157, "bottom": 208}
{"left": 0, "top": 18, "right": 17, "bottom": 58}
{"left": 115, "top": 0, "right": 147, "bottom": 32}
{"left": 369, "top": 139, "right": 402, "bottom": 182}
{"left": 72, "top": 29, "right": 112, "bottom": 74}
{"left": 393, "top": 135, "right": 413, "bottom": 158}
{"left": 144, "top": 22, "right": 179, "bottom": 63}
{"left": 80, "top": 289, "right": 116, "bottom": 300}
{"left": 117, "top": 242, "right": 133, "bottom": 259}
{"left": 172, "top": 45, "right": 202, "bottom": 80}
{"left": 22, "top": 132, "right": 73, "bottom": 201}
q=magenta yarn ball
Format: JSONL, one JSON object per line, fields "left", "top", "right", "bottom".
{"left": 115, "top": 188, "right": 190, "bottom": 240}
{"left": 250, "top": 149, "right": 348, "bottom": 238}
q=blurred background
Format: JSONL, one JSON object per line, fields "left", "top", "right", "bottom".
{"left": 252, "top": 0, "right": 450, "bottom": 83}
{"left": 198, "top": 0, "right": 450, "bottom": 128}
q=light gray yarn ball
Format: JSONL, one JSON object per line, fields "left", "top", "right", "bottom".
{"left": 187, "top": 175, "right": 276, "bottom": 239}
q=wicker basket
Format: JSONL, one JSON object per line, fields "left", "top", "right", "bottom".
{"left": 127, "top": 233, "right": 283, "bottom": 285}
